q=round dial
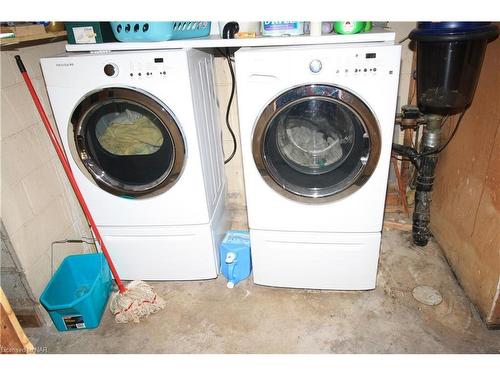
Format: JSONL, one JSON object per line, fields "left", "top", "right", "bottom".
{"left": 104, "top": 63, "right": 117, "bottom": 77}
{"left": 309, "top": 59, "right": 322, "bottom": 73}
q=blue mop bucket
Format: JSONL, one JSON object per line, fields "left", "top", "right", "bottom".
{"left": 40, "top": 253, "right": 112, "bottom": 331}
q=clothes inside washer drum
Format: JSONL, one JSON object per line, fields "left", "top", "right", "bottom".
{"left": 278, "top": 117, "right": 343, "bottom": 172}
{"left": 96, "top": 112, "right": 164, "bottom": 156}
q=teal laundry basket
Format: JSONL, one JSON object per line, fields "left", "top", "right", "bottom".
{"left": 110, "top": 22, "right": 211, "bottom": 42}
{"left": 40, "top": 253, "right": 112, "bottom": 331}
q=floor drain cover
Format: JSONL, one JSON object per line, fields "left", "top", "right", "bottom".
{"left": 412, "top": 285, "right": 443, "bottom": 306}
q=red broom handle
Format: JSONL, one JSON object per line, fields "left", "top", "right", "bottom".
{"left": 15, "top": 55, "right": 127, "bottom": 294}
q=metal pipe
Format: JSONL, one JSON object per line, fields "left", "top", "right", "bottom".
{"left": 412, "top": 114, "right": 442, "bottom": 246}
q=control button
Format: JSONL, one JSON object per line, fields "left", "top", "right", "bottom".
{"left": 364, "top": 68, "right": 367, "bottom": 72}
{"left": 138, "top": 72, "right": 142, "bottom": 76}
{"left": 125, "top": 24, "right": 131, "bottom": 32}
{"left": 143, "top": 23, "right": 149, "bottom": 32}
{"left": 355, "top": 69, "right": 358, "bottom": 73}
{"left": 373, "top": 68, "right": 377, "bottom": 72}
{"left": 104, "top": 63, "right": 117, "bottom": 77}
{"left": 130, "top": 73, "right": 133, "bottom": 77}
{"left": 116, "top": 24, "right": 122, "bottom": 33}
{"left": 134, "top": 24, "right": 139, "bottom": 32}
{"left": 309, "top": 59, "right": 322, "bottom": 73}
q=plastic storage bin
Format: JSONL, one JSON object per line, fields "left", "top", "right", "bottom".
{"left": 220, "top": 230, "right": 252, "bottom": 288}
{"left": 65, "top": 22, "right": 118, "bottom": 44}
{"left": 40, "top": 253, "right": 112, "bottom": 331}
{"left": 110, "top": 22, "right": 211, "bottom": 42}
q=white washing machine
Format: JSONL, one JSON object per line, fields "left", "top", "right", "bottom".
{"left": 41, "top": 49, "right": 229, "bottom": 281}
{"left": 235, "top": 41, "right": 401, "bottom": 290}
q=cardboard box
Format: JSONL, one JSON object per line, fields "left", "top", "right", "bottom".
{"left": 13, "top": 24, "right": 46, "bottom": 37}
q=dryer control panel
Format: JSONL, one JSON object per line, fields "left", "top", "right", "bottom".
{"left": 97, "top": 56, "right": 171, "bottom": 80}
{"left": 126, "top": 56, "right": 169, "bottom": 79}
{"left": 40, "top": 50, "right": 192, "bottom": 89}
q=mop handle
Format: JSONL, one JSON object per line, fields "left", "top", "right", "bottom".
{"left": 15, "top": 55, "right": 127, "bottom": 294}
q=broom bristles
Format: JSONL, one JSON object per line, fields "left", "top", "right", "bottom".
{"left": 109, "top": 280, "right": 166, "bottom": 323}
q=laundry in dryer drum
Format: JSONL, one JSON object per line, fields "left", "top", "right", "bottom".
{"left": 96, "top": 109, "right": 164, "bottom": 155}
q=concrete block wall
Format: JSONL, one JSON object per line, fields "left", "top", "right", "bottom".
{"left": 1, "top": 41, "right": 91, "bottom": 301}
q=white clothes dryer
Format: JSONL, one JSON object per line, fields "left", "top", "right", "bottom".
{"left": 235, "top": 41, "right": 401, "bottom": 289}
{"left": 41, "top": 49, "right": 229, "bottom": 280}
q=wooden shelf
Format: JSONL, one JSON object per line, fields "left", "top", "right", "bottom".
{"left": 0, "top": 30, "right": 67, "bottom": 47}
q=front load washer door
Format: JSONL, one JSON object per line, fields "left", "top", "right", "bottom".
{"left": 70, "top": 87, "right": 185, "bottom": 198}
{"left": 253, "top": 84, "right": 381, "bottom": 203}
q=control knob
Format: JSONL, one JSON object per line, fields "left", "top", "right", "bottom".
{"left": 104, "top": 63, "right": 118, "bottom": 77}
{"left": 309, "top": 59, "right": 322, "bottom": 73}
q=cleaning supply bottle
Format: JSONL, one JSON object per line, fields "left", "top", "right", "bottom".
{"left": 333, "top": 21, "right": 372, "bottom": 35}
{"left": 219, "top": 230, "right": 252, "bottom": 288}
{"left": 261, "top": 22, "right": 305, "bottom": 36}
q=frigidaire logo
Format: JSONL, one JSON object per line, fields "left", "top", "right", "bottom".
{"left": 56, "top": 63, "right": 74, "bottom": 67}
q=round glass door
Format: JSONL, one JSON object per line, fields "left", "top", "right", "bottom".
{"left": 253, "top": 85, "right": 381, "bottom": 202}
{"left": 70, "top": 88, "right": 185, "bottom": 197}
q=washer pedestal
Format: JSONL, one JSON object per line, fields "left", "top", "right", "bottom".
{"left": 97, "top": 189, "right": 229, "bottom": 281}
{"left": 250, "top": 229, "right": 381, "bottom": 290}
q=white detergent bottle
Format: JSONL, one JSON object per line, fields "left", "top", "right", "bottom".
{"left": 261, "top": 22, "right": 305, "bottom": 36}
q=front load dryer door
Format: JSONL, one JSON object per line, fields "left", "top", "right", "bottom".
{"left": 69, "top": 87, "right": 185, "bottom": 198}
{"left": 253, "top": 84, "right": 381, "bottom": 203}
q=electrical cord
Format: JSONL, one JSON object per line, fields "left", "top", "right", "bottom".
{"left": 217, "top": 48, "right": 237, "bottom": 164}
{"left": 441, "top": 114, "right": 450, "bottom": 127}
{"left": 418, "top": 111, "right": 466, "bottom": 158}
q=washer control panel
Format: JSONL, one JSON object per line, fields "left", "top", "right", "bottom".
{"left": 307, "top": 51, "right": 392, "bottom": 77}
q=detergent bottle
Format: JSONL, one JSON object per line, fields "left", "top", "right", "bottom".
{"left": 333, "top": 21, "right": 372, "bottom": 35}
{"left": 219, "top": 230, "right": 252, "bottom": 288}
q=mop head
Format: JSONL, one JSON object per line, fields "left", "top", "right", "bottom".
{"left": 109, "top": 280, "right": 166, "bottom": 323}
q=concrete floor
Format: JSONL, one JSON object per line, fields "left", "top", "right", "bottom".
{"left": 26, "top": 228, "right": 500, "bottom": 354}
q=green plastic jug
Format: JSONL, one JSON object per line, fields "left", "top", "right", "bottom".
{"left": 334, "top": 21, "right": 372, "bottom": 35}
